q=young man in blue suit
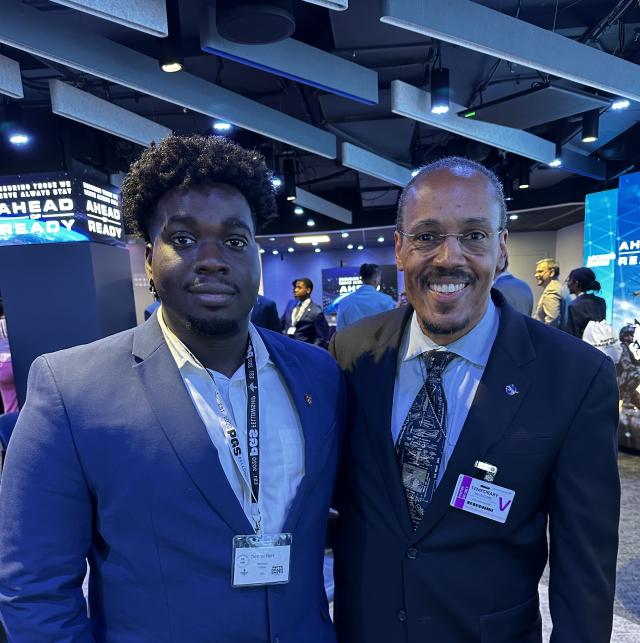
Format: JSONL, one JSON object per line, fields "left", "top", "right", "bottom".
{"left": 0, "top": 135, "right": 344, "bottom": 643}
{"left": 331, "top": 158, "right": 619, "bottom": 643}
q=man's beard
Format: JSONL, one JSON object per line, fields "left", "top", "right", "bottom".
{"left": 186, "top": 315, "right": 240, "bottom": 337}
{"left": 419, "top": 315, "right": 470, "bottom": 338}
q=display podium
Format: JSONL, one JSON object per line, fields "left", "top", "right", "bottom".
{"left": 0, "top": 172, "right": 135, "bottom": 406}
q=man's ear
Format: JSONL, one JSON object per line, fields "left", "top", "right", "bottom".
{"left": 394, "top": 230, "right": 405, "bottom": 272}
{"left": 144, "top": 242, "right": 153, "bottom": 282}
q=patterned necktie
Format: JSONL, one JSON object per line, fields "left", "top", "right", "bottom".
{"left": 396, "top": 350, "right": 456, "bottom": 529}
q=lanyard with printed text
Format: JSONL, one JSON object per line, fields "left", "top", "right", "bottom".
{"left": 207, "top": 338, "right": 261, "bottom": 533}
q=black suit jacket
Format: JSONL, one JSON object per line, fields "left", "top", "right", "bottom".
{"left": 330, "top": 291, "right": 619, "bottom": 643}
{"left": 250, "top": 295, "right": 281, "bottom": 332}
{"left": 282, "top": 299, "right": 329, "bottom": 348}
{"left": 565, "top": 293, "right": 607, "bottom": 338}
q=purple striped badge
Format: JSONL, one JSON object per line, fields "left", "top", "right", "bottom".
{"left": 453, "top": 475, "right": 473, "bottom": 508}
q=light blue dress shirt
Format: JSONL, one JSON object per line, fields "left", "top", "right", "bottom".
{"left": 158, "top": 308, "right": 305, "bottom": 534}
{"left": 336, "top": 284, "right": 396, "bottom": 330}
{"left": 392, "top": 300, "right": 500, "bottom": 485}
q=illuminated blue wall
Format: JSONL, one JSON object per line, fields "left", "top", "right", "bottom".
{"left": 584, "top": 189, "right": 617, "bottom": 324}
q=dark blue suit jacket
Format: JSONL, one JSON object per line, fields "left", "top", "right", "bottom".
{"left": 330, "top": 291, "right": 619, "bottom": 643}
{"left": 281, "top": 299, "right": 330, "bottom": 348}
{"left": 251, "top": 295, "right": 281, "bottom": 332}
{"left": 0, "top": 315, "right": 344, "bottom": 642}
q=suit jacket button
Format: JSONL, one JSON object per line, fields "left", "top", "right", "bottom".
{"left": 406, "top": 548, "right": 418, "bottom": 559}
{"left": 398, "top": 609, "right": 407, "bottom": 622}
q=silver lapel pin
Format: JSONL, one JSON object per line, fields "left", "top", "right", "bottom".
{"left": 304, "top": 393, "right": 313, "bottom": 406}
{"left": 505, "top": 384, "right": 519, "bottom": 396}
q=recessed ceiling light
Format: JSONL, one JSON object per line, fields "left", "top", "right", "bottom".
{"left": 509, "top": 214, "right": 519, "bottom": 221}
{"left": 549, "top": 159, "right": 562, "bottom": 168}
{"left": 9, "top": 133, "right": 30, "bottom": 146}
{"left": 377, "top": 236, "right": 384, "bottom": 243}
{"left": 307, "top": 219, "right": 315, "bottom": 227}
{"left": 411, "top": 168, "right": 420, "bottom": 177}
{"left": 287, "top": 247, "right": 294, "bottom": 253}
{"left": 341, "top": 232, "right": 349, "bottom": 238}
{"left": 213, "top": 121, "right": 232, "bottom": 131}
{"left": 347, "top": 244, "right": 354, "bottom": 250}
{"left": 294, "top": 206, "right": 304, "bottom": 215}
{"left": 269, "top": 237, "right": 275, "bottom": 241}
{"left": 312, "top": 242, "right": 318, "bottom": 246}
{"left": 357, "top": 244, "right": 364, "bottom": 250}
{"left": 271, "top": 249, "right": 278, "bottom": 255}
{"left": 315, "top": 248, "right": 321, "bottom": 253}
{"left": 259, "top": 248, "right": 265, "bottom": 254}
{"left": 293, "top": 235, "right": 330, "bottom": 244}
{"left": 612, "top": 98, "right": 630, "bottom": 110}
{"left": 271, "top": 177, "right": 282, "bottom": 188}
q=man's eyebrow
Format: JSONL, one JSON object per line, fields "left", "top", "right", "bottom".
{"left": 164, "top": 215, "right": 253, "bottom": 234}
{"left": 410, "top": 216, "right": 494, "bottom": 228}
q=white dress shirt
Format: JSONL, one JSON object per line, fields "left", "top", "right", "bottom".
{"left": 158, "top": 308, "right": 305, "bottom": 534}
{"left": 392, "top": 301, "right": 499, "bottom": 486}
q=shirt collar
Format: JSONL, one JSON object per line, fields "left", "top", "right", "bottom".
{"left": 157, "top": 305, "right": 271, "bottom": 374}
{"left": 493, "top": 271, "right": 512, "bottom": 283}
{"left": 403, "top": 298, "right": 499, "bottom": 368}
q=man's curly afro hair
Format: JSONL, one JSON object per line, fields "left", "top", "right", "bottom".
{"left": 122, "top": 134, "right": 277, "bottom": 241}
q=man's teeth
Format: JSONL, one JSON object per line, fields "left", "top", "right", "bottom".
{"left": 430, "top": 283, "right": 466, "bottom": 293}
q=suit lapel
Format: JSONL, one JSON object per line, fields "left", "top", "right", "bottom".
{"left": 360, "top": 306, "right": 415, "bottom": 536}
{"left": 411, "top": 296, "right": 535, "bottom": 543}
{"left": 257, "top": 329, "right": 321, "bottom": 533}
{"left": 131, "top": 316, "right": 253, "bottom": 535}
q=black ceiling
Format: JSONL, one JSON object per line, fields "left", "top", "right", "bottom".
{"left": 1, "top": 0, "right": 640, "bottom": 236}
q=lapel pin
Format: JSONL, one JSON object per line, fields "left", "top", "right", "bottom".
{"left": 304, "top": 393, "right": 313, "bottom": 406}
{"left": 505, "top": 384, "right": 519, "bottom": 396}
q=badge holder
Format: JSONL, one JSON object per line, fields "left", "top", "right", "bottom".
{"left": 232, "top": 533, "right": 293, "bottom": 588}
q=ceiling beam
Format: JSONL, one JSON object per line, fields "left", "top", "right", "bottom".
{"left": 302, "top": 0, "right": 348, "bottom": 10}
{"left": 341, "top": 143, "right": 412, "bottom": 187}
{"left": 0, "top": 0, "right": 336, "bottom": 159}
{"left": 295, "top": 187, "right": 352, "bottom": 224}
{"left": 0, "top": 53, "right": 23, "bottom": 99}
{"left": 390, "top": 81, "right": 607, "bottom": 180}
{"left": 200, "top": 6, "right": 377, "bottom": 105}
{"left": 50, "top": 80, "right": 171, "bottom": 148}
{"left": 48, "top": 0, "right": 168, "bottom": 37}
{"left": 381, "top": 0, "right": 640, "bottom": 103}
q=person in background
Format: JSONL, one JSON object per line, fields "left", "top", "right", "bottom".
{"left": 336, "top": 263, "right": 395, "bottom": 330}
{"left": 533, "top": 257, "right": 570, "bottom": 328}
{"left": 397, "top": 291, "right": 408, "bottom": 307}
{"left": 0, "top": 135, "right": 343, "bottom": 643}
{"left": 251, "top": 293, "right": 281, "bottom": 332}
{"left": 565, "top": 267, "right": 606, "bottom": 338}
{"left": 492, "top": 256, "right": 534, "bottom": 316}
{"left": 617, "top": 324, "right": 640, "bottom": 407}
{"left": 0, "top": 299, "right": 18, "bottom": 415}
{"left": 330, "top": 157, "right": 619, "bottom": 643}
{"left": 281, "top": 277, "right": 330, "bottom": 348}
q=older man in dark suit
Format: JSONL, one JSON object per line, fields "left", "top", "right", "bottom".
{"left": 330, "top": 157, "right": 619, "bottom": 643}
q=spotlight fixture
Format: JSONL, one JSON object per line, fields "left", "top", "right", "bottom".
{"left": 430, "top": 67, "right": 450, "bottom": 115}
{"left": 611, "top": 98, "right": 630, "bottom": 110}
{"left": 271, "top": 177, "right": 282, "bottom": 189}
{"left": 294, "top": 206, "right": 304, "bottom": 215}
{"left": 341, "top": 232, "right": 349, "bottom": 238}
{"left": 8, "top": 133, "right": 30, "bottom": 146}
{"left": 509, "top": 214, "right": 519, "bottom": 221}
{"left": 581, "top": 109, "right": 599, "bottom": 143}
{"left": 503, "top": 179, "right": 514, "bottom": 202}
{"left": 518, "top": 162, "right": 530, "bottom": 190}
{"left": 283, "top": 158, "right": 296, "bottom": 201}
{"left": 549, "top": 141, "right": 563, "bottom": 168}
{"left": 213, "top": 121, "right": 233, "bottom": 132}
{"left": 307, "top": 218, "right": 315, "bottom": 227}
{"left": 159, "top": 0, "right": 183, "bottom": 72}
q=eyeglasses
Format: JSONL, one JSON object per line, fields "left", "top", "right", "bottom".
{"left": 397, "top": 228, "right": 504, "bottom": 254}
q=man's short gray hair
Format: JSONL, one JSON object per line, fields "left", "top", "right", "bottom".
{"left": 397, "top": 157, "right": 507, "bottom": 231}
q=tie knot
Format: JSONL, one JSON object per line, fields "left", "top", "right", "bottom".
{"left": 423, "top": 351, "right": 456, "bottom": 381}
